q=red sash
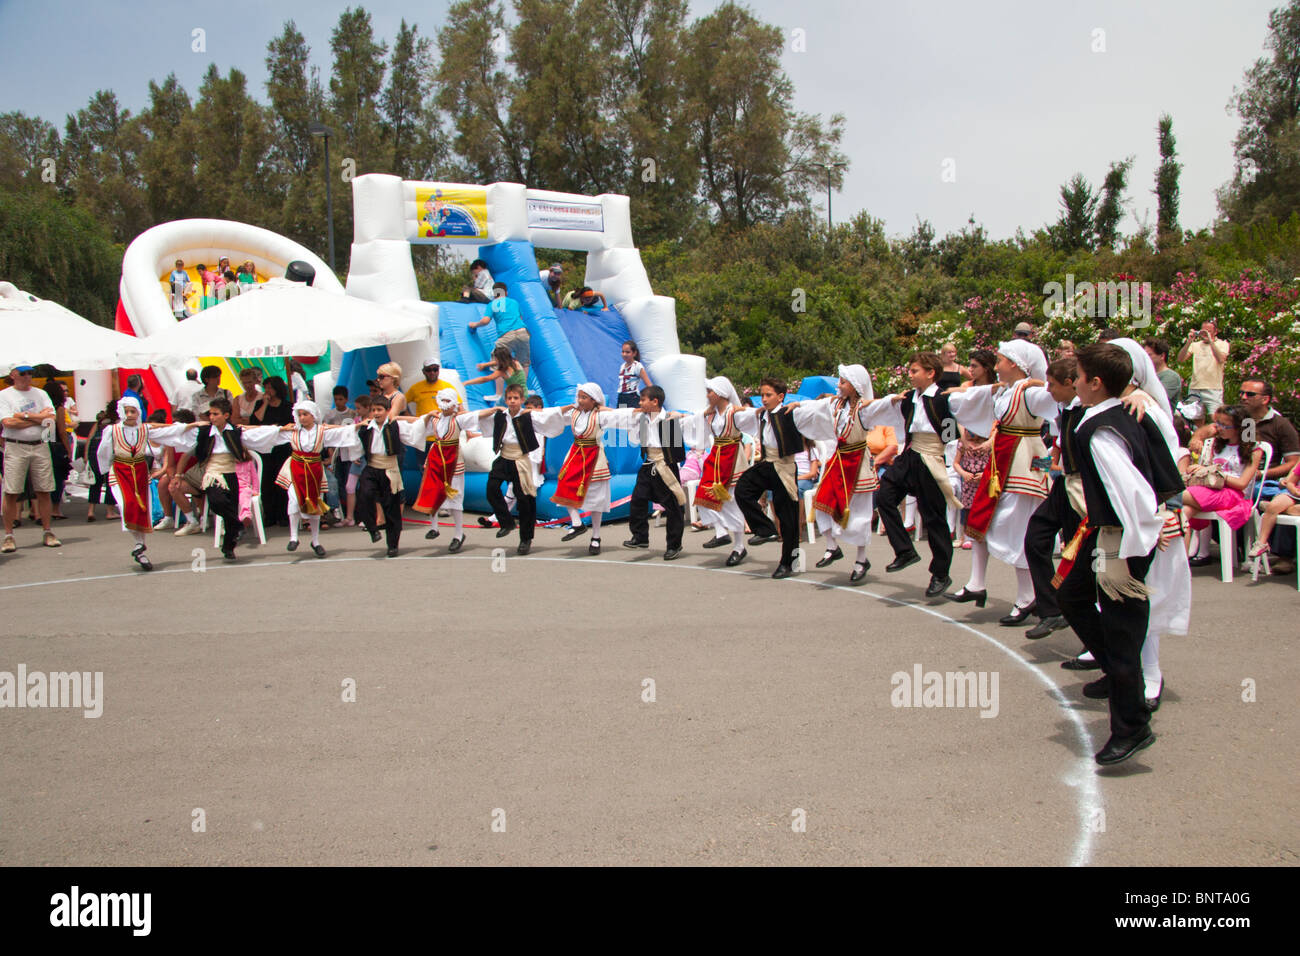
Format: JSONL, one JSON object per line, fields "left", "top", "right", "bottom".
{"left": 414, "top": 437, "right": 461, "bottom": 514}
{"left": 551, "top": 439, "right": 600, "bottom": 508}
{"left": 287, "top": 452, "right": 328, "bottom": 515}
{"left": 108, "top": 425, "right": 152, "bottom": 533}
{"left": 694, "top": 438, "right": 742, "bottom": 511}
{"left": 813, "top": 440, "right": 867, "bottom": 527}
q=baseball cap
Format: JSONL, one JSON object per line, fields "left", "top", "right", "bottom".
{"left": 1014, "top": 322, "right": 1034, "bottom": 336}
{"left": 422, "top": 356, "right": 440, "bottom": 370}
{"left": 549, "top": 263, "right": 563, "bottom": 273}
{"left": 13, "top": 365, "right": 35, "bottom": 373}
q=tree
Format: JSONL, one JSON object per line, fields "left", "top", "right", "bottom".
{"left": 137, "top": 75, "right": 198, "bottom": 224}
{"left": 60, "top": 90, "right": 148, "bottom": 243}
{"left": 189, "top": 65, "right": 277, "bottom": 226}
{"left": 1219, "top": 0, "right": 1300, "bottom": 226}
{"left": 382, "top": 19, "right": 445, "bottom": 180}
{"left": 1051, "top": 173, "right": 1098, "bottom": 253}
{"left": 265, "top": 21, "right": 324, "bottom": 181}
{"left": 1093, "top": 157, "right": 1133, "bottom": 249}
{"left": 0, "top": 111, "right": 60, "bottom": 191}
{"left": 1155, "top": 113, "right": 1181, "bottom": 246}
{"left": 329, "top": 6, "right": 388, "bottom": 169}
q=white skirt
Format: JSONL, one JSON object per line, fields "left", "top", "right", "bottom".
{"left": 1147, "top": 543, "right": 1191, "bottom": 637}
{"left": 562, "top": 478, "right": 611, "bottom": 515}
{"left": 815, "top": 490, "right": 875, "bottom": 549}
{"left": 698, "top": 496, "right": 746, "bottom": 535}
{"left": 984, "top": 492, "right": 1044, "bottom": 569}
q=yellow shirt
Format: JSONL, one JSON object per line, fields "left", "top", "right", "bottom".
{"left": 405, "top": 378, "right": 464, "bottom": 416}
{"left": 1188, "top": 339, "right": 1228, "bottom": 390}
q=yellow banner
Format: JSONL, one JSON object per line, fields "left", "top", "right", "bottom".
{"left": 414, "top": 186, "right": 488, "bottom": 240}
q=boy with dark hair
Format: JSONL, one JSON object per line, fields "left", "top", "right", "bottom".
{"left": 610, "top": 385, "right": 687, "bottom": 560}
{"left": 1055, "top": 343, "right": 1183, "bottom": 765}
{"left": 733, "top": 377, "right": 805, "bottom": 578}
{"left": 350, "top": 395, "right": 427, "bottom": 557}
{"left": 864, "top": 351, "right": 960, "bottom": 597}
{"left": 473, "top": 382, "right": 541, "bottom": 555}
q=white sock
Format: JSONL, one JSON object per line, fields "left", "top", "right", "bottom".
{"left": 966, "top": 540, "right": 989, "bottom": 591}
{"left": 904, "top": 497, "right": 917, "bottom": 527}
{"left": 567, "top": 507, "right": 582, "bottom": 529}
{"left": 288, "top": 512, "right": 300, "bottom": 543}
{"left": 308, "top": 515, "right": 321, "bottom": 547}
{"left": 454, "top": 510, "right": 464, "bottom": 538}
{"left": 856, "top": 545, "right": 868, "bottom": 563}
{"left": 590, "top": 512, "right": 602, "bottom": 538}
{"left": 1195, "top": 528, "right": 1212, "bottom": 559}
{"left": 1015, "top": 567, "right": 1035, "bottom": 608}
{"left": 132, "top": 531, "right": 146, "bottom": 548}
{"left": 1141, "top": 632, "right": 1162, "bottom": 697}
{"left": 823, "top": 530, "right": 838, "bottom": 555}
{"left": 1078, "top": 650, "right": 1095, "bottom": 662}
{"left": 714, "top": 525, "right": 729, "bottom": 540}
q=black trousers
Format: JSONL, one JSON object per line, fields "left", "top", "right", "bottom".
{"left": 205, "top": 473, "right": 241, "bottom": 552}
{"left": 628, "top": 463, "right": 684, "bottom": 549}
{"left": 358, "top": 466, "right": 402, "bottom": 549}
{"left": 876, "top": 447, "right": 953, "bottom": 577}
{"left": 1024, "top": 476, "right": 1082, "bottom": 620}
{"left": 486, "top": 456, "right": 536, "bottom": 542}
{"left": 735, "top": 461, "right": 799, "bottom": 565}
{"left": 1056, "top": 528, "right": 1155, "bottom": 741}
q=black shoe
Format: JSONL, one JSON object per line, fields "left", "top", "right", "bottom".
{"left": 562, "top": 526, "right": 588, "bottom": 542}
{"left": 999, "top": 602, "right": 1037, "bottom": 626}
{"left": 1025, "top": 615, "right": 1067, "bottom": 639}
{"left": 495, "top": 526, "right": 515, "bottom": 539}
{"left": 448, "top": 535, "right": 465, "bottom": 553}
{"left": 516, "top": 540, "right": 532, "bottom": 555}
{"left": 663, "top": 547, "right": 682, "bottom": 561}
{"left": 1061, "top": 655, "right": 1101, "bottom": 671}
{"left": 702, "top": 534, "right": 732, "bottom": 549}
{"left": 925, "top": 575, "right": 951, "bottom": 598}
{"left": 222, "top": 548, "right": 236, "bottom": 562}
{"left": 588, "top": 538, "right": 601, "bottom": 555}
{"left": 1082, "top": 675, "right": 1111, "bottom": 699}
{"left": 849, "top": 560, "right": 869, "bottom": 584}
{"left": 425, "top": 527, "right": 440, "bottom": 539}
{"left": 132, "top": 545, "right": 152, "bottom": 571}
{"left": 1095, "top": 727, "right": 1155, "bottom": 766}
{"left": 771, "top": 563, "right": 793, "bottom": 579}
{"left": 725, "top": 549, "right": 745, "bottom": 566}
{"left": 1188, "top": 554, "right": 1215, "bottom": 567}
{"left": 944, "top": 587, "right": 988, "bottom": 608}
{"left": 386, "top": 547, "right": 399, "bottom": 558}
{"left": 816, "top": 547, "right": 843, "bottom": 568}
{"left": 1145, "top": 679, "right": 1164, "bottom": 712}
{"left": 287, "top": 540, "right": 299, "bottom": 552}
{"left": 312, "top": 544, "right": 327, "bottom": 558}
{"left": 748, "top": 533, "right": 779, "bottom": 546}
{"left": 885, "top": 551, "right": 921, "bottom": 573}
{"left": 623, "top": 538, "right": 649, "bottom": 550}
{"left": 369, "top": 529, "right": 382, "bottom": 543}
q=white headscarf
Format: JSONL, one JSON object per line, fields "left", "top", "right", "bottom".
{"left": 1110, "top": 337, "right": 1173, "bottom": 424}
{"left": 998, "top": 340, "right": 1048, "bottom": 382}
{"left": 116, "top": 396, "right": 141, "bottom": 421}
{"left": 575, "top": 382, "right": 605, "bottom": 407}
{"left": 705, "top": 376, "right": 741, "bottom": 407}
{"left": 837, "top": 364, "right": 874, "bottom": 402}
{"left": 293, "top": 399, "right": 321, "bottom": 424}
{"left": 436, "top": 387, "right": 460, "bottom": 411}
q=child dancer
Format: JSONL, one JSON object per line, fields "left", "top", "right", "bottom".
{"left": 790, "top": 364, "right": 878, "bottom": 584}
{"left": 473, "top": 383, "right": 542, "bottom": 555}
{"left": 732, "top": 377, "right": 805, "bottom": 578}
{"left": 350, "top": 396, "right": 427, "bottom": 557}
{"left": 609, "top": 386, "right": 688, "bottom": 560}
{"left": 408, "top": 389, "right": 482, "bottom": 553}
{"left": 544, "top": 383, "right": 622, "bottom": 555}
{"left": 684, "top": 377, "right": 750, "bottom": 566}
{"left": 944, "top": 341, "right": 1057, "bottom": 618}
{"left": 96, "top": 397, "right": 165, "bottom": 570}
{"left": 240, "top": 400, "right": 360, "bottom": 557}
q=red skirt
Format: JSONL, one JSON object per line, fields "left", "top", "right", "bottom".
{"left": 694, "top": 440, "right": 742, "bottom": 511}
{"left": 813, "top": 444, "right": 866, "bottom": 527}
{"left": 414, "top": 441, "right": 461, "bottom": 514}
{"left": 551, "top": 442, "right": 601, "bottom": 509}
{"left": 111, "top": 458, "right": 153, "bottom": 533}
{"left": 281, "top": 453, "right": 328, "bottom": 515}
{"left": 963, "top": 432, "right": 1022, "bottom": 541}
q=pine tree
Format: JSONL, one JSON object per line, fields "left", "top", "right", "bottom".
{"left": 1155, "top": 113, "right": 1181, "bottom": 246}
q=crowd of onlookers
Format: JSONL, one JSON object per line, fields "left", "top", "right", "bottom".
{"left": 167, "top": 256, "right": 259, "bottom": 319}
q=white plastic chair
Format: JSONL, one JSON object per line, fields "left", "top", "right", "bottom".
{"left": 213, "top": 450, "right": 266, "bottom": 547}
{"left": 1268, "top": 512, "right": 1300, "bottom": 590}
{"left": 1186, "top": 440, "right": 1271, "bottom": 583}
{"left": 685, "top": 479, "right": 700, "bottom": 525}
{"left": 803, "top": 488, "right": 817, "bottom": 544}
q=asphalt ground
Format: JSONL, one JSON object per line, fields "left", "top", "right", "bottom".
{"left": 1, "top": 497, "right": 1296, "bottom": 867}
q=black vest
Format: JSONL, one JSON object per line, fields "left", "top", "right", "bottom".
{"left": 194, "top": 424, "right": 248, "bottom": 463}
{"left": 357, "top": 421, "right": 402, "bottom": 462}
{"left": 492, "top": 410, "right": 539, "bottom": 454}
{"left": 757, "top": 406, "right": 803, "bottom": 459}
{"left": 640, "top": 415, "right": 686, "bottom": 465}
{"left": 1074, "top": 405, "right": 1185, "bottom": 527}
{"left": 1057, "top": 403, "right": 1086, "bottom": 476}
{"left": 900, "top": 389, "right": 956, "bottom": 446}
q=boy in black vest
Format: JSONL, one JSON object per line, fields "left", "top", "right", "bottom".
{"left": 613, "top": 386, "right": 687, "bottom": 560}
{"left": 355, "top": 395, "right": 409, "bottom": 557}
{"left": 1023, "top": 358, "right": 1084, "bottom": 640}
{"left": 1057, "top": 344, "right": 1184, "bottom": 766}
{"left": 161, "top": 397, "right": 249, "bottom": 562}
{"left": 873, "top": 352, "right": 961, "bottom": 597}
{"left": 473, "top": 382, "right": 540, "bottom": 555}
{"left": 733, "top": 377, "right": 804, "bottom": 578}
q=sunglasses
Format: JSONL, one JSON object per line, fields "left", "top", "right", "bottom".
{"left": 1214, "top": 422, "right": 1238, "bottom": 430}
{"left": 1238, "top": 390, "right": 1261, "bottom": 398}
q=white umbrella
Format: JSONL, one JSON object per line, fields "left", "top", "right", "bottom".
{"left": 0, "top": 281, "right": 141, "bottom": 375}
{"left": 117, "top": 279, "right": 436, "bottom": 369}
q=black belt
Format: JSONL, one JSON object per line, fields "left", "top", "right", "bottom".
{"left": 5, "top": 438, "right": 43, "bottom": 445}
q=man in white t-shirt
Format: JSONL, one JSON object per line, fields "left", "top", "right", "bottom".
{"left": 1, "top": 366, "right": 61, "bottom": 551}
{"left": 173, "top": 368, "right": 204, "bottom": 413}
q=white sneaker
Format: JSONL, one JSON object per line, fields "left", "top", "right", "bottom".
{"left": 175, "top": 520, "right": 200, "bottom": 537}
{"left": 154, "top": 516, "right": 174, "bottom": 530}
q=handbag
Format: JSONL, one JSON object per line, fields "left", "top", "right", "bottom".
{"left": 1185, "top": 463, "right": 1226, "bottom": 490}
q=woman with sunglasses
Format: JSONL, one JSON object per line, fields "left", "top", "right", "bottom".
{"left": 1182, "top": 404, "right": 1264, "bottom": 567}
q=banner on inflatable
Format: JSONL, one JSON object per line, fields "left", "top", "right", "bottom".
{"left": 526, "top": 198, "right": 604, "bottom": 233}
{"left": 412, "top": 186, "right": 488, "bottom": 241}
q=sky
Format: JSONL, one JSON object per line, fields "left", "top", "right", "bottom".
{"left": 0, "top": 0, "right": 1281, "bottom": 241}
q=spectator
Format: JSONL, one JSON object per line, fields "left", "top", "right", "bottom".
{"left": 539, "top": 263, "right": 565, "bottom": 305}
{"left": 251, "top": 375, "right": 294, "bottom": 526}
{"left": 83, "top": 400, "right": 119, "bottom": 522}
{"left": 123, "top": 374, "right": 148, "bottom": 419}
{"left": 1251, "top": 457, "right": 1300, "bottom": 561}
{"left": 287, "top": 360, "right": 310, "bottom": 403}
{"left": 42, "top": 379, "right": 73, "bottom": 520}
{"left": 1176, "top": 320, "right": 1229, "bottom": 411}
{"left": 954, "top": 427, "right": 991, "bottom": 550}
{"left": 168, "top": 259, "right": 192, "bottom": 319}
{"left": 1176, "top": 398, "right": 1206, "bottom": 452}
{"left": 1013, "top": 321, "right": 1034, "bottom": 340}
{"left": 232, "top": 367, "right": 263, "bottom": 425}
{"left": 964, "top": 348, "right": 997, "bottom": 388}
{"left": 1, "top": 366, "right": 60, "bottom": 551}
{"left": 186, "top": 365, "right": 232, "bottom": 417}
{"left": 1238, "top": 377, "right": 1300, "bottom": 560}
{"left": 237, "top": 260, "right": 257, "bottom": 288}
{"left": 1055, "top": 340, "right": 1076, "bottom": 361}
{"left": 617, "top": 341, "right": 652, "bottom": 407}
{"left": 937, "top": 343, "right": 967, "bottom": 390}
{"left": 1143, "top": 338, "right": 1182, "bottom": 408}
{"left": 1097, "top": 328, "right": 1122, "bottom": 342}
{"left": 405, "top": 358, "right": 463, "bottom": 418}
{"left": 1182, "top": 404, "right": 1264, "bottom": 567}
{"left": 459, "top": 259, "right": 494, "bottom": 303}
{"left": 174, "top": 368, "right": 204, "bottom": 413}
{"left": 372, "top": 362, "right": 407, "bottom": 417}
{"left": 469, "top": 283, "right": 531, "bottom": 379}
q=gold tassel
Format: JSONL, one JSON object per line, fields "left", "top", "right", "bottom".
{"left": 987, "top": 460, "right": 1001, "bottom": 498}
{"left": 839, "top": 506, "right": 850, "bottom": 526}
{"left": 711, "top": 482, "right": 731, "bottom": 502}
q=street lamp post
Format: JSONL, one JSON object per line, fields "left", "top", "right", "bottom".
{"left": 308, "top": 121, "right": 336, "bottom": 273}
{"left": 810, "top": 161, "right": 848, "bottom": 230}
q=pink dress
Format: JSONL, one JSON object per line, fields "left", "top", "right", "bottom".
{"left": 1187, "top": 444, "right": 1254, "bottom": 531}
